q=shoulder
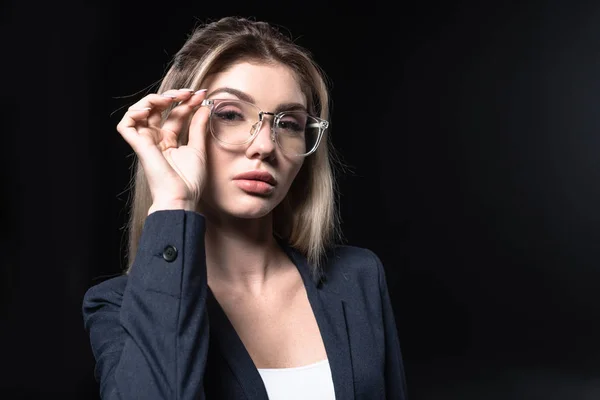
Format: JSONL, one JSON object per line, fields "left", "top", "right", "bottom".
{"left": 320, "top": 245, "right": 386, "bottom": 294}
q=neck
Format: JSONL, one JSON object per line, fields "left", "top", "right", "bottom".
{"left": 204, "top": 211, "right": 285, "bottom": 295}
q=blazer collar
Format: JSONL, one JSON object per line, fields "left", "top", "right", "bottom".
{"left": 208, "top": 241, "right": 355, "bottom": 400}
{"left": 281, "top": 243, "right": 355, "bottom": 400}
{"left": 206, "top": 291, "right": 268, "bottom": 399}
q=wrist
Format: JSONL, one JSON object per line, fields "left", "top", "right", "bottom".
{"left": 148, "top": 200, "right": 197, "bottom": 215}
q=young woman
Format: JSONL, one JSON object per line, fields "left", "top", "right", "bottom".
{"left": 82, "top": 16, "right": 407, "bottom": 400}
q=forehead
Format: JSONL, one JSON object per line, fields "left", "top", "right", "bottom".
{"left": 205, "top": 61, "right": 306, "bottom": 107}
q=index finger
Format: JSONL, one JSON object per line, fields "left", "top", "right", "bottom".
{"left": 161, "top": 89, "right": 208, "bottom": 136}
{"left": 128, "top": 90, "right": 193, "bottom": 127}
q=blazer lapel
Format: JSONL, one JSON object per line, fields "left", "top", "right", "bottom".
{"left": 206, "top": 240, "right": 355, "bottom": 400}
{"left": 284, "top": 245, "right": 356, "bottom": 400}
{"left": 206, "top": 290, "right": 269, "bottom": 400}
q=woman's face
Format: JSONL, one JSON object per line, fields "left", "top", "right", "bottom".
{"left": 198, "top": 61, "right": 306, "bottom": 220}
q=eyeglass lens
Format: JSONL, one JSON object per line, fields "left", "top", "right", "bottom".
{"left": 209, "top": 100, "right": 321, "bottom": 156}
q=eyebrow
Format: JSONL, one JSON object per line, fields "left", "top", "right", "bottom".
{"left": 207, "top": 87, "right": 308, "bottom": 113}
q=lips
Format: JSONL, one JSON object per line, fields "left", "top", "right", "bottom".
{"left": 232, "top": 170, "right": 277, "bottom": 195}
{"left": 232, "top": 170, "right": 277, "bottom": 186}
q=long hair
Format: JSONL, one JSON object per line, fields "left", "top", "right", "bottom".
{"left": 125, "top": 16, "right": 343, "bottom": 280}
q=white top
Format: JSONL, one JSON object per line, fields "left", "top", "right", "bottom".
{"left": 257, "top": 359, "right": 336, "bottom": 400}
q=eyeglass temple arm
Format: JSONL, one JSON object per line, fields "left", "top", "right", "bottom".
{"left": 308, "top": 122, "right": 329, "bottom": 129}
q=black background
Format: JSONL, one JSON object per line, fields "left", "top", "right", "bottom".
{"left": 3, "top": 0, "right": 600, "bottom": 398}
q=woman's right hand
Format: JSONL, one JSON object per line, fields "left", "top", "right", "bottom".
{"left": 116, "top": 88, "right": 210, "bottom": 214}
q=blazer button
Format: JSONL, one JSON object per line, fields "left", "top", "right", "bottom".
{"left": 162, "top": 245, "right": 178, "bottom": 262}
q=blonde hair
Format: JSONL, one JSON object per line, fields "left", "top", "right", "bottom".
{"left": 124, "top": 16, "right": 343, "bottom": 280}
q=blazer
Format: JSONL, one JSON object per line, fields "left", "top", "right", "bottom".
{"left": 82, "top": 210, "right": 408, "bottom": 399}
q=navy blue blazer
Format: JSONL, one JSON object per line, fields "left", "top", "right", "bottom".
{"left": 82, "top": 210, "right": 408, "bottom": 399}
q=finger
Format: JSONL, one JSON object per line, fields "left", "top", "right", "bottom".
{"left": 127, "top": 90, "right": 193, "bottom": 127}
{"left": 127, "top": 92, "right": 178, "bottom": 112}
{"left": 187, "top": 100, "right": 211, "bottom": 151}
{"left": 161, "top": 89, "right": 208, "bottom": 135}
{"left": 116, "top": 108, "right": 153, "bottom": 152}
{"left": 117, "top": 107, "right": 180, "bottom": 188}
{"left": 148, "top": 89, "right": 198, "bottom": 127}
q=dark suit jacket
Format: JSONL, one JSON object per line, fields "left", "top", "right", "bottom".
{"left": 82, "top": 210, "right": 407, "bottom": 399}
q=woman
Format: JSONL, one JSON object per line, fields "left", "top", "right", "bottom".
{"left": 82, "top": 16, "right": 407, "bottom": 399}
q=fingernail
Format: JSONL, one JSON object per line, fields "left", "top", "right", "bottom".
{"left": 194, "top": 89, "right": 208, "bottom": 95}
{"left": 161, "top": 94, "right": 177, "bottom": 98}
{"left": 131, "top": 107, "right": 152, "bottom": 111}
{"left": 179, "top": 88, "right": 195, "bottom": 92}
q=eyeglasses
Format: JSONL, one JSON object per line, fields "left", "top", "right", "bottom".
{"left": 200, "top": 98, "right": 329, "bottom": 157}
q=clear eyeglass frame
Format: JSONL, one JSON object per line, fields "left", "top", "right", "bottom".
{"left": 200, "top": 98, "right": 329, "bottom": 157}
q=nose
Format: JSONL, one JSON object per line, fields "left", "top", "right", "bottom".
{"left": 245, "top": 116, "right": 276, "bottom": 160}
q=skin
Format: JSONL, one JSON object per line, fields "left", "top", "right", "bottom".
{"left": 118, "top": 60, "right": 326, "bottom": 368}
{"left": 198, "top": 61, "right": 306, "bottom": 293}
{"left": 119, "top": 61, "right": 306, "bottom": 292}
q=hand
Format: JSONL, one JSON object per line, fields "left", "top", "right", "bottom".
{"left": 116, "top": 88, "right": 210, "bottom": 214}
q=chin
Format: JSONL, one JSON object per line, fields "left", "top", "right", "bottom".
{"left": 230, "top": 210, "right": 273, "bottom": 220}
{"left": 226, "top": 196, "right": 278, "bottom": 219}
{"left": 201, "top": 194, "right": 280, "bottom": 221}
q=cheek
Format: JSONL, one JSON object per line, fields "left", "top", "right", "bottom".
{"left": 281, "top": 161, "right": 304, "bottom": 190}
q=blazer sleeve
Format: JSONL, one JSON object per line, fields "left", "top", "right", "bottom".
{"left": 82, "top": 210, "right": 210, "bottom": 400}
{"left": 374, "top": 252, "right": 409, "bottom": 399}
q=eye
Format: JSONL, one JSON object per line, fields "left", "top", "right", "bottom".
{"left": 279, "top": 121, "right": 302, "bottom": 131}
{"left": 277, "top": 115, "right": 305, "bottom": 132}
{"left": 214, "top": 109, "right": 244, "bottom": 122}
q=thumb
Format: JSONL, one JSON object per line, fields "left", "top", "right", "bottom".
{"left": 187, "top": 105, "right": 211, "bottom": 151}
